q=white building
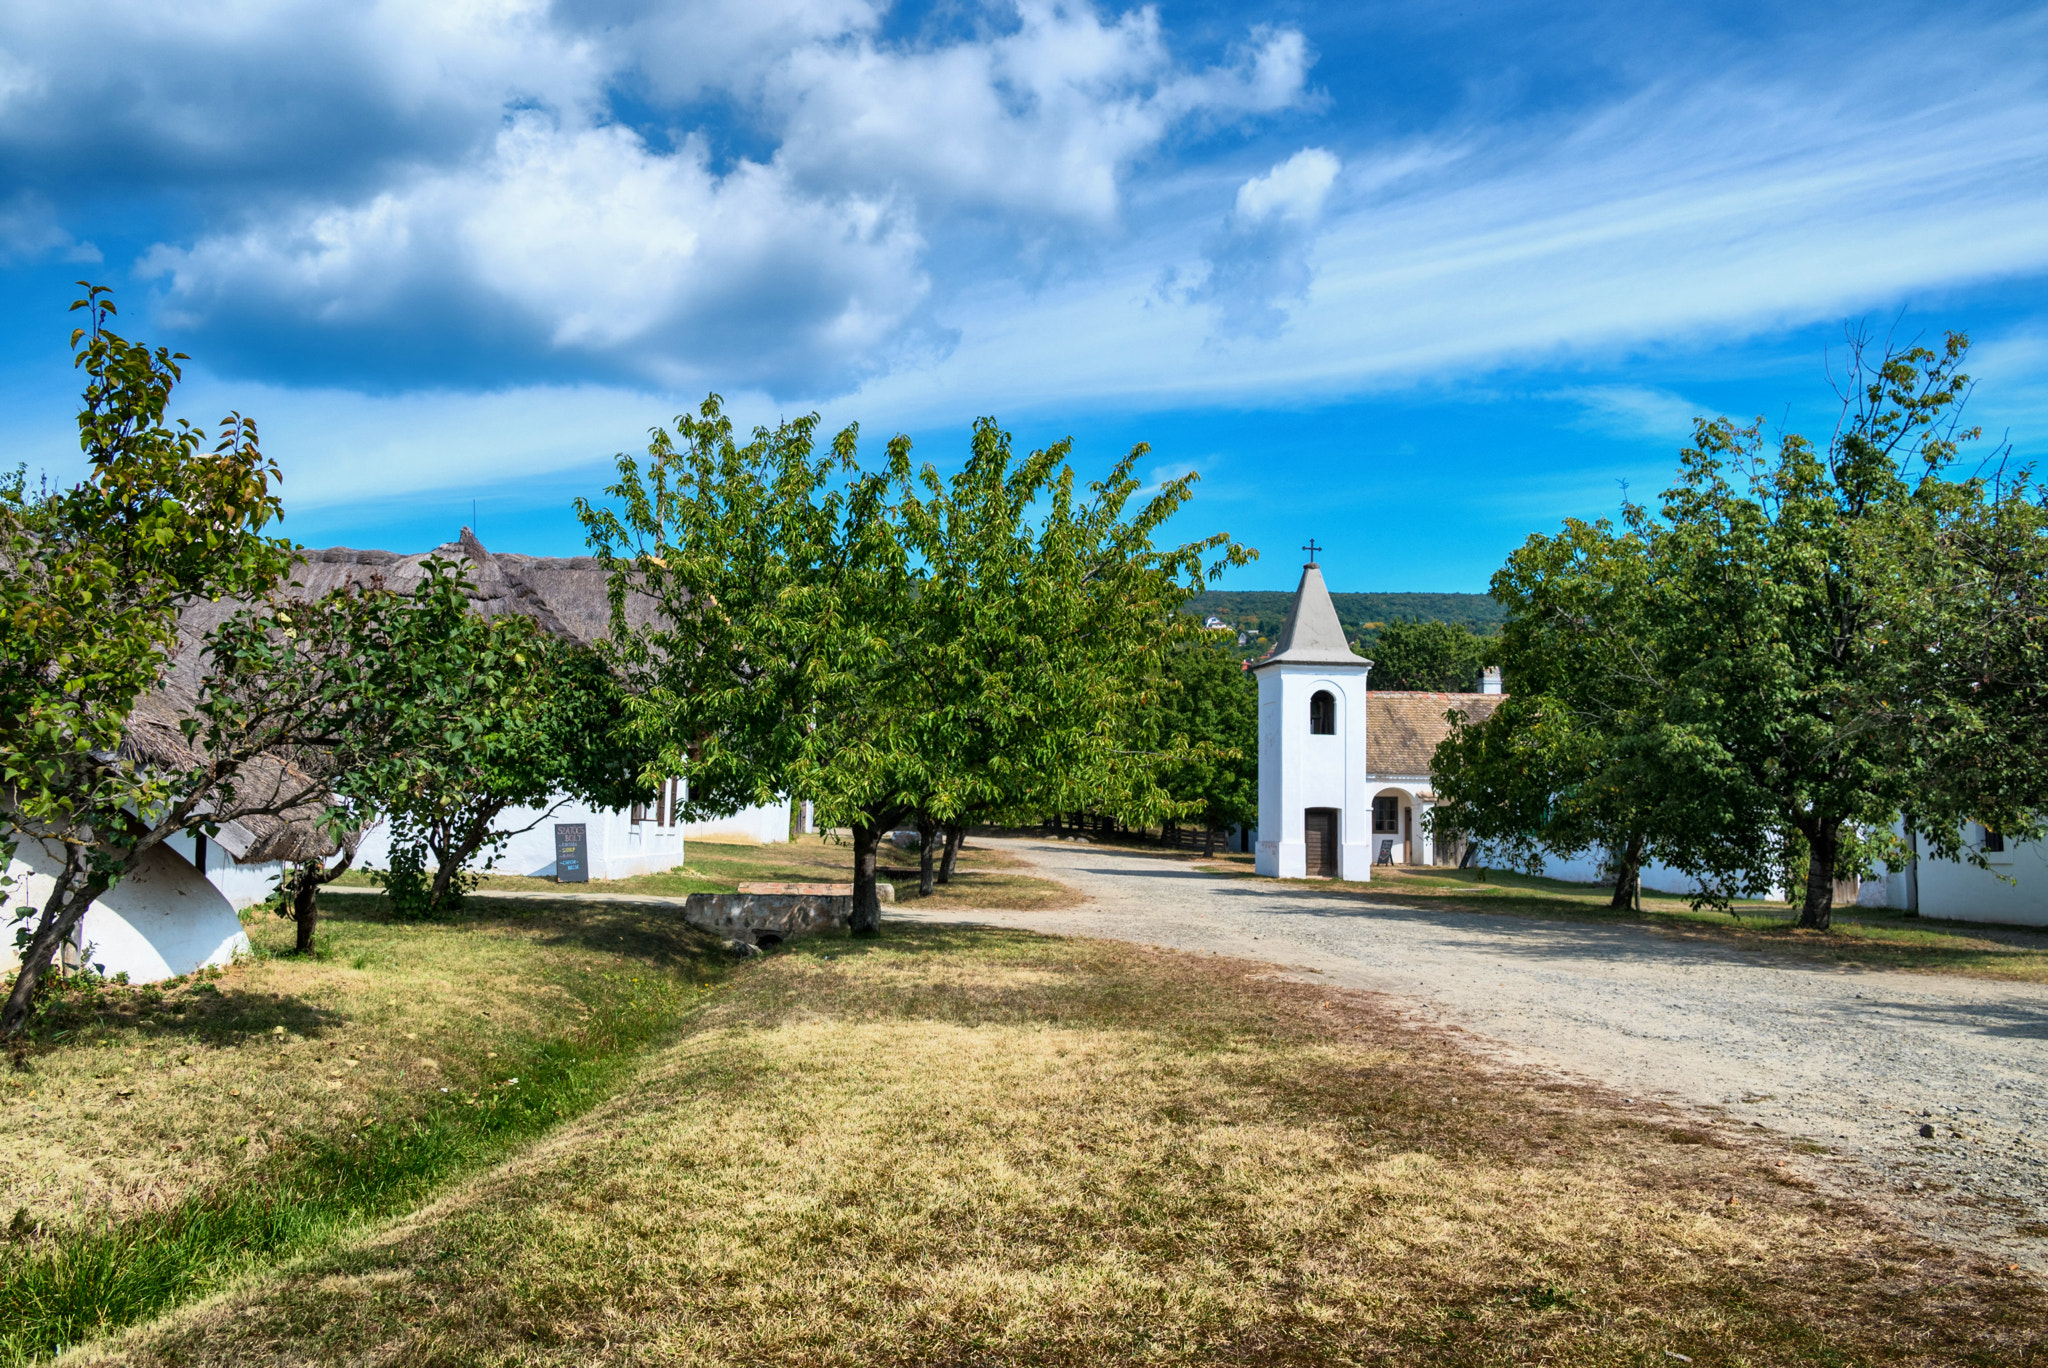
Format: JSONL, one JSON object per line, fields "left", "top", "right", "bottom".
{"left": 348, "top": 782, "right": 792, "bottom": 885}
{"left": 1862, "top": 824, "right": 2048, "bottom": 927}
{"left": 1254, "top": 562, "right": 1372, "bottom": 879}
{"left": 4, "top": 835, "right": 249, "bottom": 983}
{"left": 1254, "top": 558, "right": 1503, "bottom": 881}
{"left": 2, "top": 530, "right": 797, "bottom": 983}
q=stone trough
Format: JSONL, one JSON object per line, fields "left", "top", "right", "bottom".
{"left": 680, "top": 881, "right": 894, "bottom": 948}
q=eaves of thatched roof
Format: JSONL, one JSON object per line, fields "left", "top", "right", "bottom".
{"left": 137, "top": 528, "right": 640, "bottom": 866}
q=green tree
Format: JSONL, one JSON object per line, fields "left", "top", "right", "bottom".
{"left": 348, "top": 571, "right": 650, "bottom": 917}
{"left": 0, "top": 288, "right": 435, "bottom": 1032}
{"left": 1875, "top": 460, "right": 2047, "bottom": 863}
{"left": 892, "top": 417, "right": 1248, "bottom": 885}
{"left": 579, "top": 399, "right": 914, "bottom": 931}
{"left": 1362, "top": 618, "right": 1493, "bottom": 691}
{"left": 1639, "top": 333, "right": 1996, "bottom": 927}
{"left": 1432, "top": 519, "right": 1750, "bottom": 907}
{"left": 1436, "top": 333, "right": 2046, "bottom": 929}
{"left": 1148, "top": 634, "right": 1258, "bottom": 848}
{"left": 580, "top": 402, "right": 1246, "bottom": 932}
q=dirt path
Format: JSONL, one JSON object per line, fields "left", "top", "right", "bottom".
{"left": 898, "top": 836, "right": 2048, "bottom": 1269}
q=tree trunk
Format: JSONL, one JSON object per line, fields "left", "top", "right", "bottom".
{"left": 2, "top": 852, "right": 110, "bottom": 1039}
{"left": 290, "top": 842, "right": 360, "bottom": 955}
{"left": 939, "top": 825, "right": 964, "bottom": 884}
{"left": 917, "top": 812, "right": 938, "bottom": 896}
{"left": 428, "top": 804, "right": 504, "bottom": 915}
{"left": 428, "top": 847, "right": 460, "bottom": 914}
{"left": 850, "top": 819, "right": 887, "bottom": 937}
{"left": 1797, "top": 818, "right": 1840, "bottom": 931}
{"left": 1204, "top": 823, "right": 1217, "bottom": 856}
{"left": 1608, "top": 834, "right": 1645, "bottom": 910}
{"left": 293, "top": 861, "right": 322, "bottom": 954}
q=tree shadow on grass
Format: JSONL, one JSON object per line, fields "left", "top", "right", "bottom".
{"left": 27, "top": 976, "right": 343, "bottom": 1048}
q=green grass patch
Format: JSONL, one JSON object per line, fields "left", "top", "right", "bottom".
{"left": 333, "top": 832, "right": 1077, "bottom": 911}
{"left": 0, "top": 897, "right": 730, "bottom": 1365}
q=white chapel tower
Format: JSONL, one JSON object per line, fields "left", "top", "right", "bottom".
{"left": 1252, "top": 553, "right": 1374, "bottom": 880}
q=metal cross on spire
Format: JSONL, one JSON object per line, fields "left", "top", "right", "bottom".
{"left": 1302, "top": 538, "right": 1322, "bottom": 564}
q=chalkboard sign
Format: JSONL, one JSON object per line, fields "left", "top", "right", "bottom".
{"left": 554, "top": 823, "right": 588, "bottom": 883}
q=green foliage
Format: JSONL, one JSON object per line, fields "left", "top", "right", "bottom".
{"left": 1147, "top": 634, "right": 1259, "bottom": 832}
{"left": 1437, "top": 329, "right": 2047, "bottom": 929}
{"left": 579, "top": 399, "right": 1248, "bottom": 932}
{"left": 1361, "top": 618, "right": 1495, "bottom": 692}
{"left": 1432, "top": 518, "right": 1748, "bottom": 907}
{"left": 0, "top": 288, "right": 345, "bottom": 1035}
{"left": 893, "top": 417, "right": 1251, "bottom": 832}
{"left": 1897, "top": 467, "right": 2048, "bottom": 857}
{"left": 371, "top": 838, "right": 464, "bottom": 921}
{"left": 338, "top": 561, "right": 648, "bottom": 917}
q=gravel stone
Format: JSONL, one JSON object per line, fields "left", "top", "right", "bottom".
{"left": 904, "top": 837, "right": 2048, "bottom": 1270}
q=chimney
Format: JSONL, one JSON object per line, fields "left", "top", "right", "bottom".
{"left": 1479, "top": 665, "right": 1503, "bottom": 695}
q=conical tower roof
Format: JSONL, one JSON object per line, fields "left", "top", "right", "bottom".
{"left": 1253, "top": 562, "right": 1371, "bottom": 670}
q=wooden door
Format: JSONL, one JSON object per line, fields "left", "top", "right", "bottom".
{"left": 1304, "top": 808, "right": 1339, "bottom": 878}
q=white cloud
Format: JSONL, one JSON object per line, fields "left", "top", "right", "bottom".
{"left": 1233, "top": 147, "right": 1340, "bottom": 226}
{"left": 0, "top": 0, "right": 600, "bottom": 180}
{"left": 850, "top": 22, "right": 2048, "bottom": 419}
{"left": 767, "top": 3, "right": 1308, "bottom": 223}
{"left": 0, "top": 192, "right": 98, "bottom": 264}
{"left": 62, "top": 1, "right": 1307, "bottom": 391}
{"left": 141, "top": 115, "right": 933, "bottom": 391}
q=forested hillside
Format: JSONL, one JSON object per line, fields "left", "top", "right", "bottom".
{"left": 1187, "top": 591, "right": 1504, "bottom": 655}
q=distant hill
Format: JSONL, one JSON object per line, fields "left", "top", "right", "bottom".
{"left": 1186, "top": 590, "right": 1504, "bottom": 657}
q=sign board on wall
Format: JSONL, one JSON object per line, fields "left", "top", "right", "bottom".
{"left": 554, "top": 823, "right": 589, "bottom": 883}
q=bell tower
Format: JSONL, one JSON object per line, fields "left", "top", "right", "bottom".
{"left": 1251, "top": 550, "right": 1374, "bottom": 879}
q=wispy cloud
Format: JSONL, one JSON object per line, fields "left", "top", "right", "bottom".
{"left": 1548, "top": 385, "right": 1703, "bottom": 442}
{"left": 850, "top": 15, "right": 2048, "bottom": 420}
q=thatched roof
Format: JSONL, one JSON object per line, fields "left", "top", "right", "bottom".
{"left": 142, "top": 529, "right": 641, "bottom": 865}
{"left": 1368, "top": 691, "right": 1504, "bottom": 779}
{"left": 166, "top": 527, "right": 647, "bottom": 694}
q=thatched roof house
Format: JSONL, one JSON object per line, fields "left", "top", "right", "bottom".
{"left": 154, "top": 529, "right": 638, "bottom": 864}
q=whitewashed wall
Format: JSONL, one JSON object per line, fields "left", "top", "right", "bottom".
{"left": 1533, "top": 850, "right": 1732, "bottom": 899}
{"left": 1255, "top": 666, "right": 1373, "bottom": 879}
{"left": 1365, "top": 778, "right": 1432, "bottom": 866}
{"left": 1869, "top": 824, "right": 2048, "bottom": 927}
{"left": 3, "top": 836, "right": 248, "bottom": 984}
{"left": 349, "top": 784, "right": 790, "bottom": 882}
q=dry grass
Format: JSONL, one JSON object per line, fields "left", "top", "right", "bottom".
{"left": 337, "top": 834, "right": 1079, "bottom": 912}
{"left": 0, "top": 894, "right": 717, "bottom": 1230}
{"left": 1169, "top": 854, "right": 2048, "bottom": 984}
{"left": 83, "top": 927, "right": 2046, "bottom": 1367}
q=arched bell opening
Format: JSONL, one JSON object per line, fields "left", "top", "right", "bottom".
{"left": 1308, "top": 689, "right": 1336, "bottom": 735}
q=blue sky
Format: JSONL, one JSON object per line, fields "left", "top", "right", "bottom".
{"left": 2, "top": 0, "right": 2045, "bottom": 592}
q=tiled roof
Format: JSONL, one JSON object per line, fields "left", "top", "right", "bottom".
{"left": 1368, "top": 690, "right": 1503, "bottom": 777}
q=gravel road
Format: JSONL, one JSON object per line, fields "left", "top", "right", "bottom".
{"left": 900, "top": 836, "right": 2048, "bottom": 1269}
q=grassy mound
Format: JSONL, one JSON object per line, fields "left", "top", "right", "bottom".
{"left": 1, "top": 895, "right": 730, "bottom": 1362}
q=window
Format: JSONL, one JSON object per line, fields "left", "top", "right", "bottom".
{"left": 1372, "top": 795, "right": 1400, "bottom": 834}
{"left": 1983, "top": 825, "right": 2006, "bottom": 854}
{"left": 1309, "top": 690, "right": 1336, "bottom": 735}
